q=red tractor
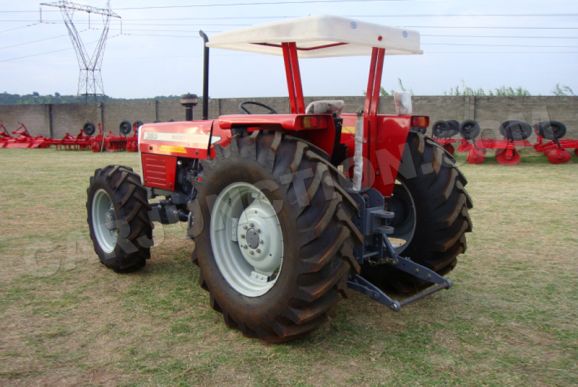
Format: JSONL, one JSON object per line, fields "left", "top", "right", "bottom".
{"left": 86, "top": 16, "right": 472, "bottom": 342}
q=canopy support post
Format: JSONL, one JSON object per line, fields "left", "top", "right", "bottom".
{"left": 363, "top": 47, "right": 386, "bottom": 188}
{"left": 282, "top": 42, "right": 305, "bottom": 114}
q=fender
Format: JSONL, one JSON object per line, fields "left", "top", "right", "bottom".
{"left": 341, "top": 113, "right": 412, "bottom": 197}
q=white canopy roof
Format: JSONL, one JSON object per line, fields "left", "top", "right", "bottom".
{"left": 207, "top": 15, "right": 422, "bottom": 58}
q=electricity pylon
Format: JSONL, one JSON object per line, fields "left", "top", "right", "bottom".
{"left": 40, "top": 1, "right": 121, "bottom": 101}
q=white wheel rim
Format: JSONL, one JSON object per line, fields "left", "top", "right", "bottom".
{"left": 210, "top": 182, "right": 284, "bottom": 297}
{"left": 92, "top": 189, "right": 118, "bottom": 254}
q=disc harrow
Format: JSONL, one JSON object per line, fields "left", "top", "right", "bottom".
{"left": 431, "top": 119, "right": 577, "bottom": 165}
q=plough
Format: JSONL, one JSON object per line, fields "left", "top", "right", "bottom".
{"left": 0, "top": 120, "right": 141, "bottom": 152}
{"left": 0, "top": 122, "right": 52, "bottom": 149}
{"left": 431, "top": 119, "right": 578, "bottom": 164}
{"left": 0, "top": 123, "right": 11, "bottom": 148}
{"left": 53, "top": 129, "right": 93, "bottom": 150}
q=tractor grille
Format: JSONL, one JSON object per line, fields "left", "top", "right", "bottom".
{"left": 141, "top": 153, "right": 177, "bottom": 191}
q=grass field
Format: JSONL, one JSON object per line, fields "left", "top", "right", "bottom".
{"left": 0, "top": 148, "right": 577, "bottom": 386}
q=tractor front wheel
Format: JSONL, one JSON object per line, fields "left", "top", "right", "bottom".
{"left": 191, "top": 132, "right": 362, "bottom": 342}
{"left": 86, "top": 165, "right": 153, "bottom": 272}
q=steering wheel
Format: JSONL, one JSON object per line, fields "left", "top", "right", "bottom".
{"left": 239, "top": 101, "right": 277, "bottom": 114}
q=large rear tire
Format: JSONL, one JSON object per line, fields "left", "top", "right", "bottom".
{"left": 362, "top": 132, "right": 473, "bottom": 293}
{"left": 190, "top": 132, "right": 362, "bottom": 342}
{"left": 86, "top": 165, "right": 153, "bottom": 272}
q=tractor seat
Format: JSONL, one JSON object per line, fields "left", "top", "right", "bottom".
{"left": 304, "top": 100, "right": 347, "bottom": 167}
{"left": 305, "top": 100, "right": 345, "bottom": 115}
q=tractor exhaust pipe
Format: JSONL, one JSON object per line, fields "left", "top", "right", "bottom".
{"left": 199, "top": 30, "right": 210, "bottom": 120}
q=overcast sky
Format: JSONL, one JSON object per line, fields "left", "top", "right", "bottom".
{"left": 1, "top": 0, "right": 577, "bottom": 98}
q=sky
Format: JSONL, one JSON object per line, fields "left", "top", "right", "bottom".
{"left": 0, "top": 0, "right": 577, "bottom": 98}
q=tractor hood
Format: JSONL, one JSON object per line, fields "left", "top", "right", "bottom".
{"left": 206, "top": 15, "right": 422, "bottom": 57}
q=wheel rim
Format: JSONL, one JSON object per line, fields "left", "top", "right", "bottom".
{"left": 388, "top": 180, "right": 417, "bottom": 253}
{"left": 92, "top": 189, "right": 118, "bottom": 254}
{"left": 210, "top": 182, "right": 284, "bottom": 297}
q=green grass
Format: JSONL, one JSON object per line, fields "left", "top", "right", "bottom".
{"left": 0, "top": 148, "right": 577, "bottom": 385}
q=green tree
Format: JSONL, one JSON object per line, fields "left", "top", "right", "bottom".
{"left": 552, "top": 83, "right": 575, "bottom": 96}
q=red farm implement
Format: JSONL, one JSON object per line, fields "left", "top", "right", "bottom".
{"left": 85, "top": 16, "right": 473, "bottom": 342}
{"left": 90, "top": 121, "right": 139, "bottom": 152}
{"left": 431, "top": 120, "right": 460, "bottom": 154}
{"left": 1, "top": 122, "right": 51, "bottom": 149}
{"left": 1, "top": 120, "right": 141, "bottom": 152}
{"left": 533, "top": 121, "right": 578, "bottom": 164}
{"left": 0, "top": 122, "right": 11, "bottom": 148}
{"left": 465, "top": 121, "right": 534, "bottom": 165}
{"left": 125, "top": 121, "right": 142, "bottom": 152}
{"left": 53, "top": 125, "right": 94, "bottom": 150}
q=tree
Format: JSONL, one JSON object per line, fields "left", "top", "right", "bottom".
{"left": 552, "top": 83, "right": 575, "bottom": 96}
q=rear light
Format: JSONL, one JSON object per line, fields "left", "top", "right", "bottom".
{"left": 299, "top": 115, "right": 329, "bottom": 130}
{"left": 411, "top": 115, "right": 430, "bottom": 129}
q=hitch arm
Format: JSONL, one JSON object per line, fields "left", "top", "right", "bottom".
{"left": 347, "top": 235, "right": 452, "bottom": 311}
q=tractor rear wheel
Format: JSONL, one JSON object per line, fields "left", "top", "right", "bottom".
{"left": 190, "top": 132, "right": 362, "bottom": 342}
{"left": 362, "top": 132, "right": 473, "bottom": 293}
{"left": 86, "top": 165, "right": 153, "bottom": 272}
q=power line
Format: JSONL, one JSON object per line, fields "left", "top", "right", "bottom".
{"left": 0, "top": 34, "right": 121, "bottom": 63}
{"left": 425, "top": 42, "right": 578, "bottom": 48}
{"left": 422, "top": 34, "right": 578, "bottom": 39}
{"left": 7, "top": 19, "right": 578, "bottom": 31}
{"left": 98, "top": 27, "right": 578, "bottom": 41}
{"left": 0, "top": 23, "right": 40, "bottom": 34}
{"left": 0, "top": 46, "right": 72, "bottom": 62}
{"left": 4, "top": 12, "right": 578, "bottom": 21}
{"left": 2, "top": 37, "right": 577, "bottom": 63}
{"left": 114, "top": 31, "right": 578, "bottom": 48}
{"left": 0, "top": 9, "right": 58, "bottom": 13}
{"left": 26, "top": 20, "right": 578, "bottom": 30}
{"left": 119, "top": 13, "right": 578, "bottom": 18}
{"left": 0, "top": 33, "right": 71, "bottom": 50}
{"left": 403, "top": 25, "right": 578, "bottom": 30}
{"left": 122, "top": 33, "right": 213, "bottom": 38}
{"left": 112, "top": 28, "right": 578, "bottom": 40}
{"left": 426, "top": 51, "right": 578, "bottom": 55}
{"left": 116, "top": 0, "right": 408, "bottom": 10}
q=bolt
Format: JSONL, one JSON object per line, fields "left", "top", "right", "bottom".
{"left": 260, "top": 240, "right": 264, "bottom": 245}
{"left": 257, "top": 229, "right": 261, "bottom": 234}
{"left": 243, "top": 245, "right": 248, "bottom": 249}
{"left": 250, "top": 251, "right": 254, "bottom": 255}
{"left": 250, "top": 223, "right": 255, "bottom": 228}
{"left": 257, "top": 249, "right": 262, "bottom": 254}
{"left": 241, "top": 235, "right": 245, "bottom": 239}
{"left": 243, "top": 225, "right": 248, "bottom": 230}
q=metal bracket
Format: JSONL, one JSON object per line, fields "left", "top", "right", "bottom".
{"left": 347, "top": 234, "right": 452, "bottom": 311}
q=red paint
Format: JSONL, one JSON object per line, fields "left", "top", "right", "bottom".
{"left": 141, "top": 153, "right": 178, "bottom": 191}
{"left": 257, "top": 42, "right": 347, "bottom": 51}
{"left": 341, "top": 113, "right": 411, "bottom": 196}
{"left": 545, "top": 148, "right": 572, "bottom": 164}
{"left": 466, "top": 148, "right": 485, "bottom": 164}
{"left": 217, "top": 114, "right": 328, "bottom": 131}
{"left": 281, "top": 42, "right": 305, "bottom": 114}
{"left": 139, "top": 120, "right": 225, "bottom": 159}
